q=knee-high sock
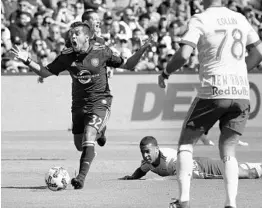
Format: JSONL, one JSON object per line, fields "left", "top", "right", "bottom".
{"left": 222, "top": 156, "right": 238, "bottom": 208}
{"left": 77, "top": 142, "right": 95, "bottom": 181}
{"left": 177, "top": 149, "right": 193, "bottom": 203}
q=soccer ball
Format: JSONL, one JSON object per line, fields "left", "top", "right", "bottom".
{"left": 45, "top": 167, "right": 70, "bottom": 191}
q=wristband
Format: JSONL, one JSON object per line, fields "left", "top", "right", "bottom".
{"left": 23, "top": 56, "right": 32, "bottom": 65}
{"left": 161, "top": 71, "right": 170, "bottom": 79}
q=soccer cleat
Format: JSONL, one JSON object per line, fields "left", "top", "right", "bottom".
{"left": 71, "top": 177, "right": 84, "bottom": 189}
{"left": 238, "top": 140, "right": 248, "bottom": 146}
{"left": 97, "top": 135, "right": 106, "bottom": 147}
{"left": 169, "top": 199, "right": 190, "bottom": 208}
{"left": 201, "top": 138, "right": 215, "bottom": 146}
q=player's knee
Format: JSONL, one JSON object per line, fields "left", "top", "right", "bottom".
{"left": 84, "top": 126, "right": 97, "bottom": 141}
{"left": 179, "top": 127, "right": 203, "bottom": 145}
{"left": 221, "top": 155, "right": 237, "bottom": 163}
{"left": 177, "top": 144, "right": 193, "bottom": 155}
{"left": 219, "top": 127, "right": 239, "bottom": 144}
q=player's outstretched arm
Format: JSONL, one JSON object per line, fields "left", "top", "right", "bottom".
{"left": 11, "top": 45, "right": 53, "bottom": 78}
{"left": 246, "top": 41, "right": 262, "bottom": 71}
{"left": 122, "top": 34, "right": 157, "bottom": 71}
{"left": 158, "top": 44, "right": 194, "bottom": 88}
{"left": 119, "top": 167, "right": 147, "bottom": 180}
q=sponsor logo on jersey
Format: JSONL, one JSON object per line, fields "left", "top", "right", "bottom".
{"left": 212, "top": 86, "right": 249, "bottom": 96}
{"left": 91, "top": 58, "right": 99, "bottom": 67}
{"left": 72, "top": 70, "right": 99, "bottom": 84}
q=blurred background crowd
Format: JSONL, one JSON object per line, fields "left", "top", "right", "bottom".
{"left": 1, "top": 0, "right": 262, "bottom": 74}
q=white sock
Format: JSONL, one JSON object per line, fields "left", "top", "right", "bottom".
{"left": 222, "top": 156, "right": 238, "bottom": 207}
{"left": 177, "top": 147, "right": 193, "bottom": 202}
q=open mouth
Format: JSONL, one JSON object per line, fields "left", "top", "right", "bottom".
{"left": 71, "top": 40, "right": 77, "bottom": 48}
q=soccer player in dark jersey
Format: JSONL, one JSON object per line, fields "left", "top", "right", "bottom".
{"left": 11, "top": 21, "right": 157, "bottom": 190}
{"left": 120, "top": 136, "right": 262, "bottom": 180}
{"left": 65, "top": 10, "right": 106, "bottom": 147}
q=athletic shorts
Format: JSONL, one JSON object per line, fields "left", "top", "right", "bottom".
{"left": 72, "top": 96, "right": 112, "bottom": 135}
{"left": 183, "top": 98, "right": 250, "bottom": 135}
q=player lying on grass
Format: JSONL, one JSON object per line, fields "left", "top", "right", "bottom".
{"left": 120, "top": 136, "right": 262, "bottom": 180}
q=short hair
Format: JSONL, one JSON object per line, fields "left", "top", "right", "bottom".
{"left": 81, "top": 10, "right": 97, "bottom": 22}
{"left": 140, "top": 136, "right": 158, "bottom": 147}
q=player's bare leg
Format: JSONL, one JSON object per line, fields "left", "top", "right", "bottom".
{"left": 199, "top": 132, "right": 215, "bottom": 146}
{"left": 71, "top": 126, "right": 97, "bottom": 189}
{"left": 74, "top": 134, "right": 83, "bottom": 151}
{"left": 96, "top": 126, "right": 107, "bottom": 147}
{"left": 219, "top": 128, "right": 239, "bottom": 208}
{"left": 172, "top": 128, "right": 203, "bottom": 208}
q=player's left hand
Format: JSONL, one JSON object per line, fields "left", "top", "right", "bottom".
{"left": 158, "top": 73, "right": 167, "bottom": 88}
{"left": 10, "top": 45, "right": 29, "bottom": 63}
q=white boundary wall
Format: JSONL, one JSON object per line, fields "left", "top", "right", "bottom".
{"left": 2, "top": 74, "right": 261, "bottom": 131}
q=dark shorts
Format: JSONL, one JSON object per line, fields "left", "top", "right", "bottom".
{"left": 183, "top": 98, "right": 250, "bottom": 135}
{"left": 72, "top": 97, "right": 112, "bottom": 135}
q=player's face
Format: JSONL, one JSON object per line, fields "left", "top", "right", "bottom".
{"left": 69, "top": 26, "right": 89, "bottom": 52}
{"left": 140, "top": 144, "right": 159, "bottom": 164}
{"left": 85, "top": 13, "right": 101, "bottom": 34}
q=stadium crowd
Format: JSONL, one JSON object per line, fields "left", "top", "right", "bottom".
{"left": 1, "top": 0, "right": 262, "bottom": 74}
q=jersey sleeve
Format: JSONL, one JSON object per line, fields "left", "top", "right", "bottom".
{"left": 140, "top": 160, "right": 151, "bottom": 173}
{"left": 46, "top": 53, "right": 72, "bottom": 76}
{"left": 180, "top": 15, "right": 204, "bottom": 48}
{"left": 105, "top": 47, "right": 124, "bottom": 68}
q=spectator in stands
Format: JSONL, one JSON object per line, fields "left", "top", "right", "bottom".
{"left": 144, "top": 1, "right": 161, "bottom": 27}
{"left": 137, "top": 13, "right": 151, "bottom": 35}
{"left": 158, "top": 16, "right": 172, "bottom": 49}
{"left": 9, "top": 11, "right": 32, "bottom": 44}
{"left": 130, "top": 28, "right": 144, "bottom": 53}
{"left": 1, "top": 13, "right": 12, "bottom": 52}
{"left": 27, "top": 11, "right": 49, "bottom": 44}
{"left": 171, "top": 0, "right": 191, "bottom": 22}
{"left": 45, "top": 24, "right": 65, "bottom": 53}
{"left": 121, "top": 7, "right": 138, "bottom": 31}
{"left": 168, "top": 19, "right": 187, "bottom": 40}
{"left": 53, "top": 0, "right": 74, "bottom": 27}
{"left": 128, "top": 0, "right": 146, "bottom": 17}
{"left": 189, "top": 0, "right": 204, "bottom": 15}
{"left": 83, "top": 0, "right": 107, "bottom": 12}
{"left": 30, "top": 39, "right": 56, "bottom": 65}
{"left": 67, "top": 1, "right": 85, "bottom": 26}
{"left": 243, "top": 6, "right": 261, "bottom": 32}
{"left": 101, "top": 11, "right": 113, "bottom": 41}
{"left": 9, "top": 0, "right": 36, "bottom": 25}
{"left": 1, "top": 0, "right": 17, "bottom": 22}
{"left": 157, "top": 0, "right": 171, "bottom": 16}
{"left": 110, "top": 21, "right": 131, "bottom": 45}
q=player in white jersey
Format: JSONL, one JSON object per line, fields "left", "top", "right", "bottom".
{"left": 120, "top": 136, "right": 262, "bottom": 180}
{"left": 158, "top": 0, "right": 262, "bottom": 207}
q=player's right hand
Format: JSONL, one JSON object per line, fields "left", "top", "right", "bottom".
{"left": 10, "top": 45, "right": 29, "bottom": 63}
{"left": 119, "top": 175, "right": 134, "bottom": 180}
{"left": 158, "top": 73, "right": 167, "bottom": 88}
{"left": 37, "top": 76, "right": 45, "bottom": 84}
